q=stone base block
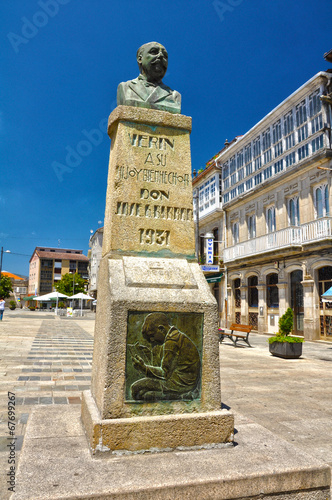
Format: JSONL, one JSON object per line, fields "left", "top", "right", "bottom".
{"left": 81, "top": 390, "right": 234, "bottom": 453}
{"left": 12, "top": 405, "right": 331, "bottom": 500}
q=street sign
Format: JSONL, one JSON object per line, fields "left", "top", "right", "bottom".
{"left": 206, "top": 237, "right": 214, "bottom": 264}
{"left": 201, "top": 265, "right": 219, "bottom": 272}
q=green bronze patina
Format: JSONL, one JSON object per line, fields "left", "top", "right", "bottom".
{"left": 117, "top": 42, "right": 181, "bottom": 114}
{"left": 126, "top": 311, "right": 203, "bottom": 402}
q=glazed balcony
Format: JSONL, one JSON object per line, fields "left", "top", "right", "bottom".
{"left": 223, "top": 217, "right": 332, "bottom": 263}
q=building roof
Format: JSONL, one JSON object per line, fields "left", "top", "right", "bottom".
{"left": 30, "top": 247, "right": 89, "bottom": 263}
{"left": 36, "top": 250, "right": 89, "bottom": 261}
{"left": 2, "top": 271, "right": 24, "bottom": 280}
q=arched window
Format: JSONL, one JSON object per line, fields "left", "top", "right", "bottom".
{"left": 314, "top": 184, "right": 330, "bottom": 219}
{"left": 267, "top": 273, "right": 279, "bottom": 308}
{"left": 234, "top": 278, "right": 241, "bottom": 308}
{"left": 266, "top": 206, "right": 276, "bottom": 233}
{"left": 318, "top": 266, "right": 332, "bottom": 306}
{"left": 248, "top": 276, "right": 258, "bottom": 307}
{"left": 232, "top": 222, "right": 239, "bottom": 244}
{"left": 247, "top": 215, "right": 256, "bottom": 239}
{"left": 288, "top": 197, "right": 300, "bottom": 226}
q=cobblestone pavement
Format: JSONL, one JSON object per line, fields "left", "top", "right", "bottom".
{"left": 219, "top": 332, "right": 332, "bottom": 494}
{"left": 0, "top": 310, "right": 94, "bottom": 499}
{"left": 1, "top": 311, "right": 332, "bottom": 499}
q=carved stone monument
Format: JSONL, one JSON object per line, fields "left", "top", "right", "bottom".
{"left": 81, "top": 42, "right": 234, "bottom": 453}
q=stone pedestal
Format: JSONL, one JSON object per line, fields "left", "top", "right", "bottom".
{"left": 82, "top": 106, "right": 233, "bottom": 453}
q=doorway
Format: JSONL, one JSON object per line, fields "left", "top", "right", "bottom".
{"left": 290, "top": 270, "right": 304, "bottom": 336}
{"left": 318, "top": 266, "right": 332, "bottom": 340}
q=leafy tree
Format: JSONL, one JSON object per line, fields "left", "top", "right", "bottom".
{"left": 278, "top": 307, "right": 293, "bottom": 336}
{"left": 0, "top": 275, "right": 13, "bottom": 298}
{"left": 54, "top": 273, "right": 86, "bottom": 296}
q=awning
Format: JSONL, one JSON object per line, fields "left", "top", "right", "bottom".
{"left": 23, "top": 296, "right": 37, "bottom": 301}
{"left": 205, "top": 273, "right": 223, "bottom": 283}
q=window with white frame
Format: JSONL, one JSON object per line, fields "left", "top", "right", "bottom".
{"left": 224, "top": 192, "right": 229, "bottom": 203}
{"left": 309, "top": 89, "right": 321, "bottom": 117}
{"left": 238, "top": 183, "right": 245, "bottom": 195}
{"left": 296, "top": 100, "right": 307, "bottom": 126}
{"left": 312, "top": 134, "right": 324, "bottom": 153}
{"left": 311, "top": 114, "right": 323, "bottom": 134}
{"left": 230, "top": 156, "right": 236, "bottom": 174}
{"left": 231, "top": 187, "right": 237, "bottom": 199}
{"left": 298, "top": 124, "right": 308, "bottom": 143}
{"left": 223, "top": 162, "right": 229, "bottom": 179}
{"left": 274, "top": 159, "right": 283, "bottom": 174}
{"left": 314, "top": 184, "right": 330, "bottom": 219}
{"left": 274, "top": 141, "right": 283, "bottom": 158}
{"left": 231, "top": 173, "right": 237, "bottom": 186}
{"left": 264, "top": 165, "right": 273, "bottom": 180}
{"left": 246, "top": 178, "right": 253, "bottom": 190}
{"left": 298, "top": 143, "right": 309, "bottom": 161}
{"left": 232, "top": 221, "right": 239, "bottom": 244}
{"left": 246, "top": 162, "right": 253, "bottom": 176}
{"left": 284, "top": 111, "right": 294, "bottom": 136}
{"left": 262, "top": 128, "right": 271, "bottom": 151}
{"left": 285, "top": 151, "right": 296, "bottom": 167}
{"left": 247, "top": 214, "right": 256, "bottom": 239}
{"left": 266, "top": 206, "right": 276, "bottom": 233}
{"left": 237, "top": 150, "right": 244, "bottom": 169}
{"left": 245, "top": 144, "right": 252, "bottom": 164}
{"left": 254, "top": 172, "right": 262, "bottom": 185}
{"left": 285, "top": 132, "right": 295, "bottom": 150}
{"left": 263, "top": 149, "right": 272, "bottom": 164}
{"left": 272, "top": 120, "right": 282, "bottom": 144}
{"left": 238, "top": 168, "right": 244, "bottom": 181}
{"left": 253, "top": 136, "right": 261, "bottom": 158}
{"left": 288, "top": 196, "right": 300, "bottom": 226}
{"left": 224, "top": 177, "right": 229, "bottom": 190}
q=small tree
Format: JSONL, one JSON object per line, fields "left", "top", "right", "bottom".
{"left": 278, "top": 307, "right": 293, "bottom": 336}
{"left": 0, "top": 276, "right": 13, "bottom": 298}
{"left": 9, "top": 300, "right": 16, "bottom": 310}
{"left": 54, "top": 273, "right": 86, "bottom": 296}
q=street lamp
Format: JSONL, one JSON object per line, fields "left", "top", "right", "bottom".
{"left": 0, "top": 248, "right": 11, "bottom": 279}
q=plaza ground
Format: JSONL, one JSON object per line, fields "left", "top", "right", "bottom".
{"left": 0, "top": 309, "right": 331, "bottom": 499}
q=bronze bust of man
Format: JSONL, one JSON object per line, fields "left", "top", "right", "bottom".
{"left": 117, "top": 42, "right": 181, "bottom": 114}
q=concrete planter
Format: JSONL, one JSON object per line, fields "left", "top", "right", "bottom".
{"left": 269, "top": 341, "right": 303, "bottom": 359}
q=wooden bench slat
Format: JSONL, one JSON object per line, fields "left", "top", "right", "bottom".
{"left": 218, "top": 323, "right": 252, "bottom": 348}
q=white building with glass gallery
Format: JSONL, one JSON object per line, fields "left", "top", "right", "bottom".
{"left": 193, "top": 70, "right": 332, "bottom": 340}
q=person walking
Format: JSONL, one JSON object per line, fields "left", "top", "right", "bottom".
{"left": 0, "top": 298, "right": 5, "bottom": 321}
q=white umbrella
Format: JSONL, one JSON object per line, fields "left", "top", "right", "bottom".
{"left": 68, "top": 292, "right": 94, "bottom": 316}
{"left": 34, "top": 292, "right": 69, "bottom": 314}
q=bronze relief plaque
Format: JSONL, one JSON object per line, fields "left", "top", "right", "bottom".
{"left": 125, "top": 311, "right": 203, "bottom": 402}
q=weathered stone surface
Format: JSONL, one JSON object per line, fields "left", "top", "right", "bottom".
{"left": 89, "top": 257, "right": 221, "bottom": 419}
{"left": 82, "top": 390, "right": 234, "bottom": 452}
{"left": 83, "top": 106, "right": 225, "bottom": 454}
{"left": 13, "top": 405, "right": 331, "bottom": 500}
{"left": 103, "top": 106, "right": 195, "bottom": 260}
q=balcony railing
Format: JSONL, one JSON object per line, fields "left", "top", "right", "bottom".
{"left": 223, "top": 217, "right": 332, "bottom": 263}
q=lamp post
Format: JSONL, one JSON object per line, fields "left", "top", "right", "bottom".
{"left": 0, "top": 248, "right": 11, "bottom": 279}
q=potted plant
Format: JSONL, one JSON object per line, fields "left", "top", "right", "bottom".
{"left": 268, "top": 307, "right": 304, "bottom": 359}
{"left": 9, "top": 300, "right": 16, "bottom": 310}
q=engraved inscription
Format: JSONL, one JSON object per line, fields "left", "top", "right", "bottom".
{"left": 116, "top": 202, "right": 193, "bottom": 221}
{"left": 144, "top": 153, "right": 167, "bottom": 167}
{"left": 128, "top": 133, "right": 174, "bottom": 151}
{"left": 116, "top": 166, "right": 190, "bottom": 186}
{"left": 140, "top": 189, "right": 169, "bottom": 201}
{"left": 139, "top": 229, "right": 170, "bottom": 246}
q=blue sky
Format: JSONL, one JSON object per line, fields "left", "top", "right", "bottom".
{"left": 1, "top": 0, "right": 331, "bottom": 276}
